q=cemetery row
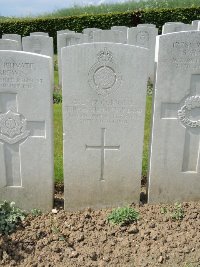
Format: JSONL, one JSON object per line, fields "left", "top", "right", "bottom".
{"left": 1, "top": 20, "right": 200, "bottom": 85}
{"left": 0, "top": 22, "right": 200, "bottom": 211}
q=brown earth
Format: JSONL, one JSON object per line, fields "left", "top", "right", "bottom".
{"left": 0, "top": 184, "right": 200, "bottom": 267}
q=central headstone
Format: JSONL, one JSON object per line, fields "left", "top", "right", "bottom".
{"left": 0, "top": 51, "right": 54, "bottom": 211}
{"left": 62, "top": 43, "right": 148, "bottom": 210}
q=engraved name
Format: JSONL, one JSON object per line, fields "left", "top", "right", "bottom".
{"left": 65, "top": 98, "right": 142, "bottom": 124}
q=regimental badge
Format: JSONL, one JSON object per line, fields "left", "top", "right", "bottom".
{"left": 0, "top": 110, "right": 30, "bottom": 144}
{"left": 88, "top": 47, "right": 122, "bottom": 97}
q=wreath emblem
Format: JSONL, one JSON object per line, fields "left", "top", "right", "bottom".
{"left": 178, "top": 95, "right": 200, "bottom": 128}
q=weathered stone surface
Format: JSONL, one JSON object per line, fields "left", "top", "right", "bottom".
{"left": 192, "top": 20, "right": 200, "bottom": 29}
{"left": 0, "top": 51, "right": 54, "bottom": 211}
{"left": 22, "top": 35, "right": 54, "bottom": 58}
{"left": 93, "top": 30, "right": 127, "bottom": 43}
{"left": 128, "top": 25, "right": 158, "bottom": 82}
{"left": 111, "top": 26, "right": 128, "bottom": 41}
{"left": 62, "top": 43, "right": 148, "bottom": 210}
{"left": 58, "top": 32, "right": 89, "bottom": 86}
{"left": 30, "top": 32, "right": 49, "bottom": 36}
{"left": 2, "top": 34, "right": 22, "bottom": 48}
{"left": 0, "top": 39, "right": 21, "bottom": 51}
{"left": 83, "top": 28, "right": 102, "bottom": 42}
{"left": 148, "top": 31, "right": 200, "bottom": 203}
{"left": 162, "top": 22, "right": 195, "bottom": 34}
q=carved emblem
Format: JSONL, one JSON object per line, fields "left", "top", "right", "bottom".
{"left": 178, "top": 95, "right": 200, "bottom": 128}
{"left": 88, "top": 47, "right": 122, "bottom": 96}
{"left": 136, "top": 31, "right": 149, "bottom": 46}
{"left": 0, "top": 110, "right": 30, "bottom": 144}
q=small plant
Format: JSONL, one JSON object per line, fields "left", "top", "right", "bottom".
{"left": 160, "top": 203, "right": 184, "bottom": 221}
{"left": 107, "top": 206, "right": 139, "bottom": 225}
{"left": 147, "top": 78, "right": 153, "bottom": 96}
{"left": 160, "top": 206, "right": 168, "bottom": 214}
{"left": 0, "top": 201, "right": 27, "bottom": 235}
{"left": 53, "top": 91, "right": 62, "bottom": 104}
{"left": 171, "top": 202, "right": 184, "bottom": 220}
{"left": 31, "top": 208, "right": 42, "bottom": 217}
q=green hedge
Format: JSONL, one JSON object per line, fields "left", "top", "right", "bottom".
{"left": 0, "top": 7, "right": 200, "bottom": 51}
{"left": 140, "top": 7, "right": 200, "bottom": 33}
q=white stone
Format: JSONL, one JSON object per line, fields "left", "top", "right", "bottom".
{"left": 111, "top": 26, "right": 128, "bottom": 40}
{"left": 22, "top": 36, "right": 54, "bottom": 58}
{"left": 83, "top": 28, "right": 102, "bottom": 42}
{"left": 137, "top": 24, "right": 156, "bottom": 28}
{"left": 57, "top": 29, "right": 75, "bottom": 35}
{"left": 162, "top": 22, "right": 195, "bottom": 34}
{"left": 58, "top": 32, "right": 89, "bottom": 86}
{"left": 0, "top": 39, "right": 21, "bottom": 51}
{"left": 192, "top": 20, "right": 200, "bottom": 29}
{"left": 62, "top": 43, "right": 148, "bottom": 210}
{"left": 0, "top": 51, "right": 54, "bottom": 211}
{"left": 30, "top": 32, "right": 49, "bottom": 36}
{"left": 128, "top": 26, "right": 158, "bottom": 82}
{"left": 148, "top": 31, "right": 200, "bottom": 203}
{"left": 2, "top": 34, "right": 22, "bottom": 48}
{"left": 93, "top": 30, "right": 127, "bottom": 43}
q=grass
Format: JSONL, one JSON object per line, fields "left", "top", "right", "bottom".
{"left": 54, "top": 103, "right": 63, "bottom": 182}
{"left": 39, "top": 0, "right": 200, "bottom": 18}
{"left": 142, "top": 95, "right": 152, "bottom": 178}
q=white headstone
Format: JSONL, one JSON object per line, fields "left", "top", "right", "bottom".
{"left": 111, "top": 26, "right": 128, "bottom": 40}
{"left": 22, "top": 36, "right": 54, "bottom": 58}
{"left": 162, "top": 22, "right": 195, "bottom": 34}
{"left": 137, "top": 24, "right": 156, "bottom": 28}
{"left": 2, "top": 34, "right": 22, "bottom": 48}
{"left": 58, "top": 32, "right": 89, "bottom": 86}
{"left": 62, "top": 43, "right": 148, "bottom": 210}
{"left": 93, "top": 30, "right": 127, "bottom": 43}
{"left": 148, "top": 31, "right": 200, "bottom": 203}
{"left": 192, "top": 20, "right": 200, "bottom": 29}
{"left": 30, "top": 32, "right": 49, "bottom": 36}
{"left": 83, "top": 28, "right": 102, "bottom": 42}
{"left": 57, "top": 29, "right": 75, "bottom": 35}
{"left": 0, "top": 51, "right": 54, "bottom": 211}
{"left": 128, "top": 26, "right": 158, "bottom": 82}
{"left": 0, "top": 39, "right": 21, "bottom": 51}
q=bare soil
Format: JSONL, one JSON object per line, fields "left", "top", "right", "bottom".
{"left": 0, "top": 184, "right": 200, "bottom": 267}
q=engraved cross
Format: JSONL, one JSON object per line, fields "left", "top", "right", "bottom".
{"left": 86, "top": 128, "right": 120, "bottom": 181}
{"left": 161, "top": 74, "right": 200, "bottom": 172}
{"left": 0, "top": 92, "right": 45, "bottom": 188}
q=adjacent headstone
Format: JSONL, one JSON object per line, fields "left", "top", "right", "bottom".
{"left": 22, "top": 36, "right": 54, "bottom": 58}
{"left": 58, "top": 33, "right": 89, "bottom": 86}
{"left": 162, "top": 22, "right": 195, "bottom": 34}
{"left": 62, "top": 43, "right": 148, "bottom": 210}
{"left": 0, "top": 39, "right": 21, "bottom": 51}
{"left": 111, "top": 26, "right": 128, "bottom": 40}
{"left": 148, "top": 31, "right": 200, "bottom": 203}
{"left": 192, "top": 20, "right": 200, "bottom": 29}
{"left": 57, "top": 29, "right": 75, "bottom": 35}
{"left": 93, "top": 30, "right": 127, "bottom": 43}
{"left": 128, "top": 25, "right": 158, "bottom": 82}
{"left": 0, "top": 51, "right": 54, "bottom": 211}
{"left": 137, "top": 24, "right": 156, "bottom": 28}
{"left": 2, "top": 34, "right": 22, "bottom": 48}
{"left": 83, "top": 28, "right": 102, "bottom": 42}
{"left": 30, "top": 32, "right": 49, "bottom": 36}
